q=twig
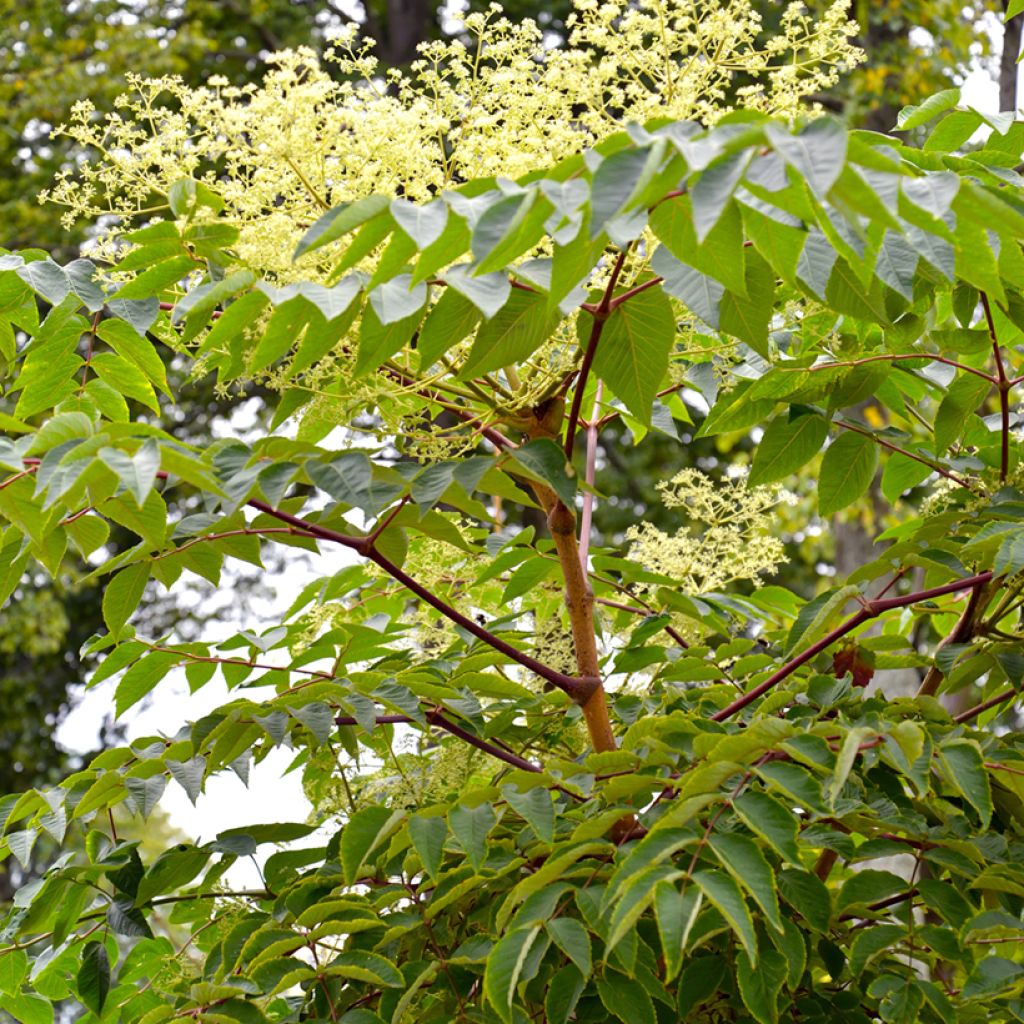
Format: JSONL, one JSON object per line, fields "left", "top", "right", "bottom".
{"left": 711, "top": 572, "right": 994, "bottom": 721}
{"left": 834, "top": 419, "right": 976, "bottom": 492}
{"left": 954, "top": 687, "right": 1016, "bottom": 723}
{"left": 334, "top": 709, "right": 542, "bottom": 773}
{"left": 564, "top": 247, "right": 631, "bottom": 457}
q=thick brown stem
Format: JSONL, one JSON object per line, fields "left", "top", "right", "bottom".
{"left": 540, "top": 490, "right": 619, "bottom": 754}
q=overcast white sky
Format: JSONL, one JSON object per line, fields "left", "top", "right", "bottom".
{"left": 52, "top": 26, "right": 1019, "bottom": 880}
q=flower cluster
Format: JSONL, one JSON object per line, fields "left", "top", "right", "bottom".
{"left": 43, "top": 0, "right": 862, "bottom": 279}
{"left": 626, "top": 469, "right": 789, "bottom": 594}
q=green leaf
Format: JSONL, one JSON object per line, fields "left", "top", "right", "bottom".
{"left": 592, "top": 285, "right": 675, "bottom": 425}
{"left": 651, "top": 247, "right": 723, "bottom": 327}
{"left": 935, "top": 373, "right": 990, "bottom": 454}
{"left": 444, "top": 265, "right": 511, "bottom": 320}
{"left": 654, "top": 882, "right": 701, "bottom": 982}
{"left": 101, "top": 441, "right": 161, "bottom": 507}
{"left": 96, "top": 320, "right": 168, "bottom": 392}
{"left": 692, "top": 152, "right": 751, "bottom": 242}
{"left": 408, "top": 814, "right": 446, "bottom": 879}
{"left": 590, "top": 144, "right": 659, "bottom": 230}
{"left": 390, "top": 198, "right": 448, "bottom": 249}
{"left": 166, "top": 756, "right": 206, "bottom": 804}
{"left": 168, "top": 177, "right": 223, "bottom": 217}
{"left": 76, "top": 942, "right": 110, "bottom": 1016}
{"left": 939, "top": 739, "right": 993, "bottom": 827}
{"left": 250, "top": 297, "right": 312, "bottom": 372}
{"left": 836, "top": 869, "right": 907, "bottom": 913}
{"left": 17, "top": 258, "right": 106, "bottom": 312}
{"left": 818, "top": 431, "right": 879, "bottom": 516}
{"left": 871, "top": 975, "right": 925, "bottom": 1024}
{"left": 718, "top": 250, "right": 776, "bottom": 358}
{"left": 1008, "top": 0, "right": 1024, "bottom": 18}
{"left": 881, "top": 452, "right": 933, "bottom": 504}
{"left": 417, "top": 288, "right": 481, "bottom": 366}
{"left": 732, "top": 792, "right": 801, "bottom": 866}
{"left": 103, "top": 562, "right": 150, "bottom": 638}
{"left": 693, "top": 869, "right": 758, "bottom": 964}
{"left": 749, "top": 412, "right": 829, "bottom": 486}
{"left": 327, "top": 951, "right": 403, "bottom": 988}
{"left": 0, "top": 948, "right": 28, "bottom": 994}
{"left": 341, "top": 805, "right": 403, "bottom": 883}
{"left": 135, "top": 844, "right": 210, "bottom": 905}
{"left": 460, "top": 289, "right": 554, "bottom": 378}
{"left": 124, "top": 775, "right": 167, "bottom": 820}
{"left": 545, "top": 918, "right": 591, "bottom": 976}
{"left": 897, "top": 89, "right": 961, "bottom": 130}
{"left": 595, "top": 971, "right": 656, "bottom": 1024}
{"left": 650, "top": 194, "right": 746, "bottom": 294}
{"left": 90, "top": 352, "right": 160, "bottom": 412}
{"left": 368, "top": 274, "right": 428, "bottom": 326}
{"left": 114, "top": 255, "right": 195, "bottom": 300}
{"left": 777, "top": 869, "right": 831, "bottom": 932}
{"left": 507, "top": 439, "right": 576, "bottom": 508}
{"left": 504, "top": 785, "right": 555, "bottom": 843}
{"left": 294, "top": 196, "right": 391, "bottom": 258}
{"left": 544, "top": 965, "right": 585, "bottom": 1024}
{"left": 849, "top": 924, "right": 904, "bottom": 977}
{"left": 484, "top": 925, "right": 543, "bottom": 1024}
{"left": 708, "top": 832, "right": 784, "bottom": 933}
{"left": 0, "top": 994, "right": 53, "bottom": 1024}
{"left": 994, "top": 527, "right": 1024, "bottom": 576}
{"left": 115, "top": 651, "right": 179, "bottom": 716}
{"left": 766, "top": 118, "right": 846, "bottom": 198}
{"left": 107, "top": 897, "right": 153, "bottom": 938}
{"left": 355, "top": 301, "right": 422, "bottom": 376}
{"left": 448, "top": 802, "right": 496, "bottom": 872}
{"left": 736, "top": 948, "right": 788, "bottom": 1024}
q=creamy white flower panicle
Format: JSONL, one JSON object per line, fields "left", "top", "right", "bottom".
{"left": 43, "top": 0, "right": 862, "bottom": 278}
{"left": 626, "top": 469, "right": 790, "bottom": 594}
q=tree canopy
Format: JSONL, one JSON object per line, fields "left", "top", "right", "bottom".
{"left": 5, "top": 2, "right": 1024, "bottom": 1023}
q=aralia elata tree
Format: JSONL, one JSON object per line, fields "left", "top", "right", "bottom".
{"left": 5, "top": 3, "right": 1024, "bottom": 1023}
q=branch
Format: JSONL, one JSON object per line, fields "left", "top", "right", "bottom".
{"left": 564, "top": 247, "right": 631, "bottom": 458}
{"left": 834, "top": 419, "right": 976, "bottom": 492}
{"left": 362, "top": 544, "right": 596, "bottom": 702}
{"left": 981, "top": 292, "right": 1011, "bottom": 483}
{"left": 954, "top": 686, "right": 1017, "bottom": 723}
{"left": 711, "top": 572, "right": 994, "bottom": 721}
{"left": 607, "top": 276, "right": 663, "bottom": 310}
{"left": 334, "top": 709, "right": 542, "bottom": 773}
{"left": 803, "top": 352, "right": 995, "bottom": 384}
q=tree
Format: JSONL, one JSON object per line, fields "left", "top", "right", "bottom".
{"left": 5, "top": 3, "right": 1024, "bottom": 1023}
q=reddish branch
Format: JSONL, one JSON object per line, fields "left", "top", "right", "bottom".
{"left": 244, "top": 498, "right": 596, "bottom": 701}
{"left": 834, "top": 419, "right": 975, "bottom": 492}
{"left": 954, "top": 687, "right": 1017, "bottom": 723}
{"left": 334, "top": 709, "right": 542, "bottom": 773}
{"left": 564, "top": 247, "right": 631, "bottom": 458}
{"left": 711, "top": 571, "right": 994, "bottom": 721}
{"left": 18, "top": 454, "right": 592, "bottom": 701}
